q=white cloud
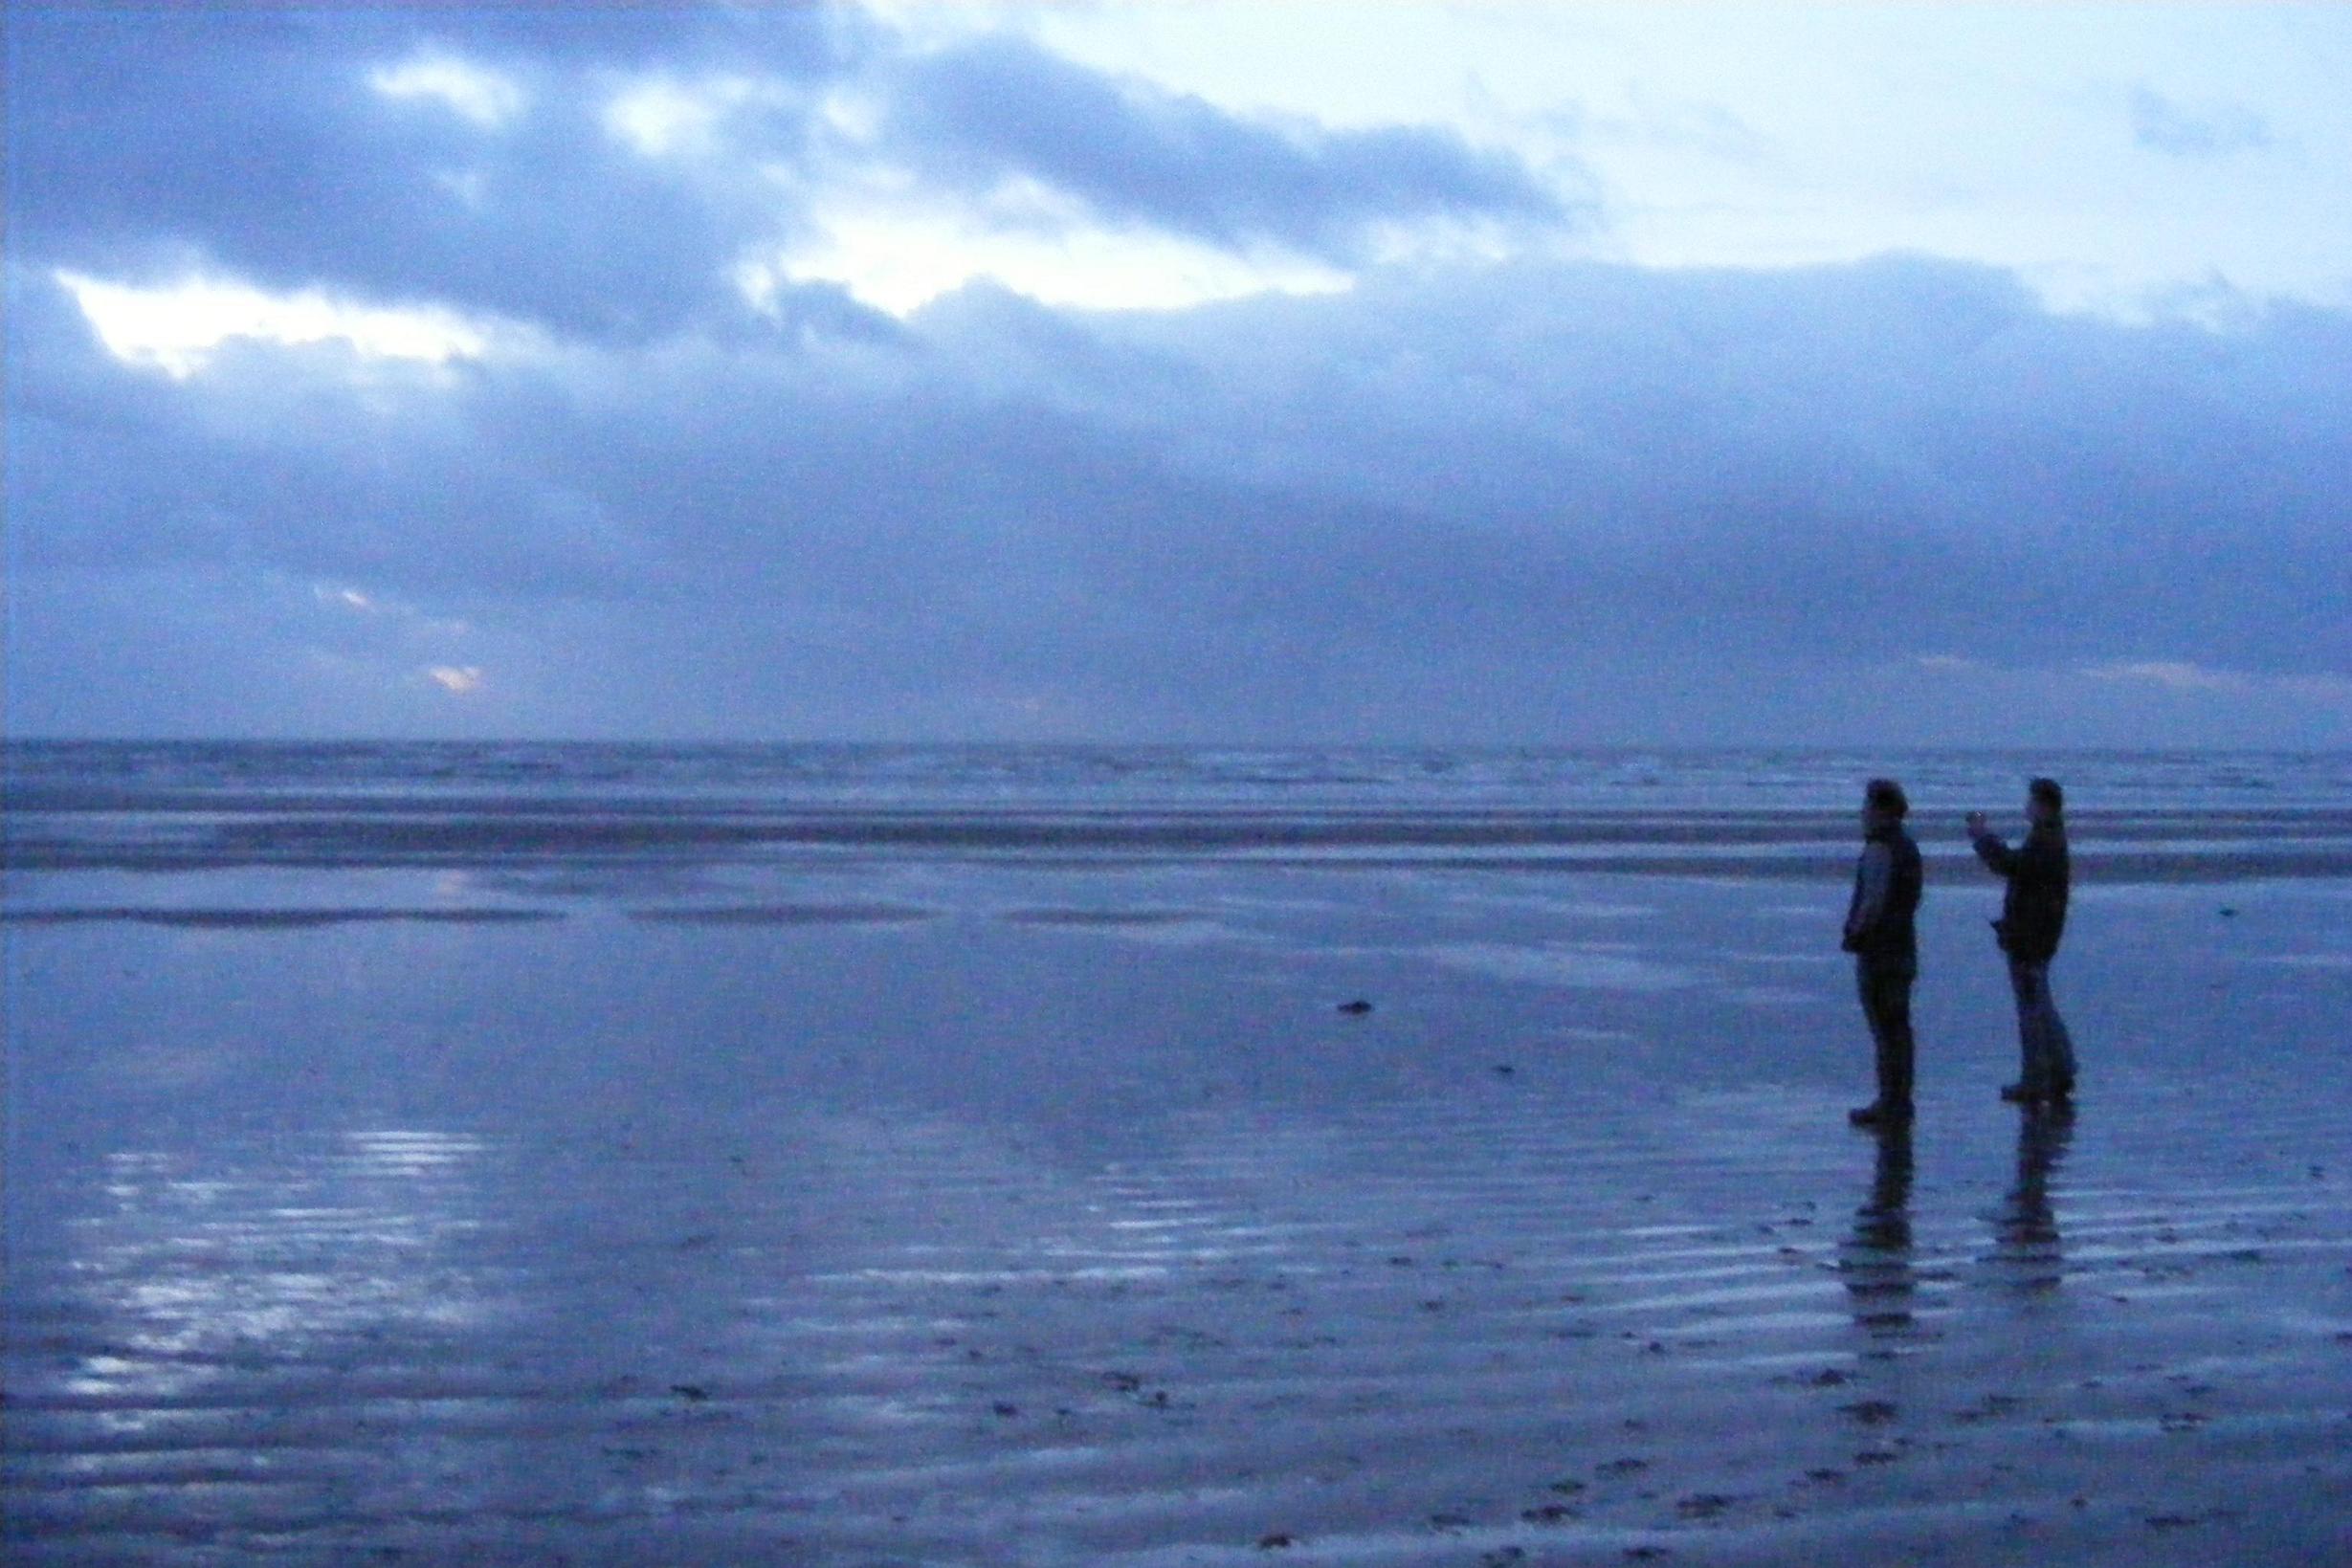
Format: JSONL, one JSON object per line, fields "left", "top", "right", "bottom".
{"left": 369, "top": 55, "right": 527, "bottom": 129}
{"left": 763, "top": 203, "right": 1352, "bottom": 317}
{"left": 2077, "top": 662, "right": 2352, "bottom": 708}
{"left": 427, "top": 665, "right": 485, "bottom": 696}
{"left": 56, "top": 272, "right": 500, "bottom": 379}
{"left": 313, "top": 583, "right": 472, "bottom": 643}
{"left": 2277, "top": 674, "right": 2352, "bottom": 706}
{"left": 2080, "top": 659, "right": 2250, "bottom": 695}
{"left": 605, "top": 74, "right": 783, "bottom": 160}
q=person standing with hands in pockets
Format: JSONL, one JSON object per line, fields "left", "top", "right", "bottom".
{"left": 1968, "top": 778, "right": 2075, "bottom": 1107}
{"left": 1845, "top": 779, "right": 1923, "bottom": 1127}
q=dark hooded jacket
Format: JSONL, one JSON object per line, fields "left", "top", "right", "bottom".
{"left": 1843, "top": 822, "right": 1923, "bottom": 972}
{"left": 1974, "top": 821, "right": 2069, "bottom": 963}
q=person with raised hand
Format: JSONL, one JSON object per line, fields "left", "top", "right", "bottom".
{"left": 1967, "top": 778, "right": 2076, "bottom": 1108}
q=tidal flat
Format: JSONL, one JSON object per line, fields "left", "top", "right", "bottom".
{"left": 6, "top": 745, "right": 2350, "bottom": 1565}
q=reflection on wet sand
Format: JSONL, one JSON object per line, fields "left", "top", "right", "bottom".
{"left": 9, "top": 1130, "right": 508, "bottom": 1538}
{"left": 9, "top": 815, "right": 2351, "bottom": 1566}
{"left": 1990, "top": 1106, "right": 2074, "bottom": 1292}
{"left": 1840, "top": 1124, "right": 1916, "bottom": 1337}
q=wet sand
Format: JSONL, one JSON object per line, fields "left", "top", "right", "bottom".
{"left": 6, "top": 860, "right": 2349, "bottom": 1565}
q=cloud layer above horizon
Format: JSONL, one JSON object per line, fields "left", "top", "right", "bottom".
{"left": 8, "top": 3, "right": 2349, "bottom": 745}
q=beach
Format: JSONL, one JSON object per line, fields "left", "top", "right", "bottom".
{"left": 5, "top": 744, "right": 2349, "bottom": 1565}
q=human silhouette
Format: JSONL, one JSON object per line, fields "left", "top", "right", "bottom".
{"left": 1966, "top": 777, "right": 2076, "bottom": 1105}
{"left": 1844, "top": 778, "right": 1922, "bottom": 1126}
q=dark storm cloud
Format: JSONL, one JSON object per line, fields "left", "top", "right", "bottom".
{"left": 7, "top": 6, "right": 1568, "bottom": 345}
{"left": 5, "top": 271, "right": 657, "bottom": 602}
{"left": 883, "top": 33, "right": 1575, "bottom": 257}
{"left": 15, "top": 234, "right": 2347, "bottom": 743}
{"left": 1103, "top": 257, "right": 2350, "bottom": 685}
{"left": 5, "top": 7, "right": 858, "bottom": 342}
{"left": 6, "top": 7, "right": 2347, "bottom": 743}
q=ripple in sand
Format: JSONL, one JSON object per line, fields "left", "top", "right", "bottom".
{"left": 0, "top": 906, "right": 560, "bottom": 927}
{"left": 10, "top": 1079, "right": 2350, "bottom": 1566}
{"left": 995, "top": 909, "right": 1246, "bottom": 945}
{"left": 627, "top": 903, "right": 934, "bottom": 925}
{"left": 999, "top": 908, "right": 1205, "bottom": 927}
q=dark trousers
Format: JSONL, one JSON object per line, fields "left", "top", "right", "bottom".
{"left": 1856, "top": 958, "right": 1916, "bottom": 1108}
{"left": 2006, "top": 957, "right": 2075, "bottom": 1093}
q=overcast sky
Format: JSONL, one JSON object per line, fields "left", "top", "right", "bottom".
{"left": 7, "top": 3, "right": 2348, "bottom": 746}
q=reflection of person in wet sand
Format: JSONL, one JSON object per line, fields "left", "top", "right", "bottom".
{"left": 1840, "top": 1122, "right": 1917, "bottom": 1336}
{"left": 1990, "top": 1106, "right": 2073, "bottom": 1293}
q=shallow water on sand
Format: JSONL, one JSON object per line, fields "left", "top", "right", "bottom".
{"left": 7, "top": 750, "right": 2352, "bottom": 1564}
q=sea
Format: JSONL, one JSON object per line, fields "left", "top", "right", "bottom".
{"left": 9, "top": 741, "right": 2352, "bottom": 895}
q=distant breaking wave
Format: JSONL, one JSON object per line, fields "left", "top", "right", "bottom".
{"left": 5, "top": 741, "right": 2350, "bottom": 880}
